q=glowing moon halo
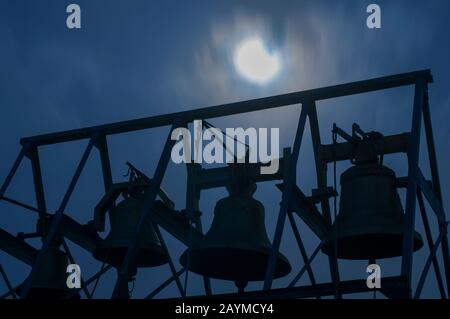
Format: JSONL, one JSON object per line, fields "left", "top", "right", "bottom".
{"left": 234, "top": 38, "right": 281, "bottom": 84}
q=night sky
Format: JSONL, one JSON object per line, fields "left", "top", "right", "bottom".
{"left": 1, "top": 0, "right": 449, "bottom": 298}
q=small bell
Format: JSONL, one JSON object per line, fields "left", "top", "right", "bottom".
{"left": 93, "top": 192, "right": 168, "bottom": 268}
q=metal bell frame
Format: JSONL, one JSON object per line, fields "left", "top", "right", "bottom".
{"left": 0, "top": 70, "right": 448, "bottom": 299}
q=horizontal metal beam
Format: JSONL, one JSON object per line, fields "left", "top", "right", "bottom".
{"left": 184, "top": 276, "right": 408, "bottom": 299}
{"left": 0, "top": 227, "right": 37, "bottom": 266}
{"left": 20, "top": 70, "right": 432, "bottom": 147}
{"left": 192, "top": 161, "right": 286, "bottom": 191}
{"left": 318, "top": 132, "right": 410, "bottom": 163}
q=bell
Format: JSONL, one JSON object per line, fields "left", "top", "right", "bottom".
{"left": 322, "top": 163, "right": 424, "bottom": 259}
{"left": 180, "top": 180, "right": 291, "bottom": 282}
{"left": 93, "top": 193, "right": 168, "bottom": 268}
{"left": 20, "top": 247, "right": 79, "bottom": 299}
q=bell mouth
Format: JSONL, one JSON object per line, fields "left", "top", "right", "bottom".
{"left": 179, "top": 247, "right": 291, "bottom": 281}
{"left": 322, "top": 232, "right": 424, "bottom": 260}
{"left": 93, "top": 244, "right": 169, "bottom": 268}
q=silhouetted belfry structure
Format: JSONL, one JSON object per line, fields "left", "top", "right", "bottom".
{"left": 1, "top": 70, "right": 448, "bottom": 299}
{"left": 180, "top": 179, "right": 291, "bottom": 285}
{"left": 322, "top": 138, "right": 424, "bottom": 258}
{"left": 20, "top": 247, "right": 79, "bottom": 299}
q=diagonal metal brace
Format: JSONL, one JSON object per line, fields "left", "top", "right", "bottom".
{"left": 276, "top": 183, "right": 331, "bottom": 240}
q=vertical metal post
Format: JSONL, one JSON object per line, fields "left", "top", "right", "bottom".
{"left": 111, "top": 121, "right": 183, "bottom": 298}
{"left": 20, "top": 138, "right": 94, "bottom": 298}
{"left": 401, "top": 78, "right": 425, "bottom": 296}
{"left": 95, "top": 134, "right": 113, "bottom": 191}
{"left": 185, "top": 163, "right": 211, "bottom": 295}
{"left": 195, "top": 219, "right": 212, "bottom": 296}
{"left": 306, "top": 100, "right": 341, "bottom": 298}
{"left": 263, "top": 105, "right": 308, "bottom": 290}
{"left": 183, "top": 166, "right": 194, "bottom": 294}
{"left": 417, "top": 190, "right": 446, "bottom": 298}
{"left": 422, "top": 85, "right": 450, "bottom": 297}
{"left": 94, "top": 133, "right": 115, "bottom": 230}
{"left": 27, "top": 146, "right": 47, "bottom": 219}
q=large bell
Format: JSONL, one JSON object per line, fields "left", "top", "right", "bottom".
{"left": 93, "top": 193, "right": 168, "bottom": 268}
{"left": 21, "top": 247, "right": 79, "bottom": 299}
{"left": 180, "top": 180, "right": 291, "bottom": 282}
{"left": 322, "top": 163, "right": 424, "bottom": 259}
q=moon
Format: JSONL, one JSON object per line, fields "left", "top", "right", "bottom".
{"left": 234, "top": 38, "right": 281, "bottom": 84}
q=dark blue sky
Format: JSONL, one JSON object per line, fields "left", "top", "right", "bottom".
{"left": 1, "top": 0, "right": 449, "bottom": 298}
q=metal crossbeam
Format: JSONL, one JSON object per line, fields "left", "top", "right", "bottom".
{"left": 319, "top": 133, "right": 410, "bottom": 163}
{"left": 417, "top": 170, "right": 446, "bottom": 223}
{"left": 20, "top": 70, "right": 432, "bottom": 147}
{"left": 287, "top": 212, "right": 318, "bottom": 293}
{"left": 414, "top": 227, "right": 446, "bottom": 298}
{"left": 184, "top": 276, "right": 408, "bottom": 299}
{"left": 0, "top": 227, "right": 38, "bottom": 266}
{"left": 0, "top": 145, "right": 28, "bottom": 196}
{"left": 276, "top": 183, "right": 330, "bottom": 240}
{"left": 145, "top": 269, "right": 186, "bottom": 299}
